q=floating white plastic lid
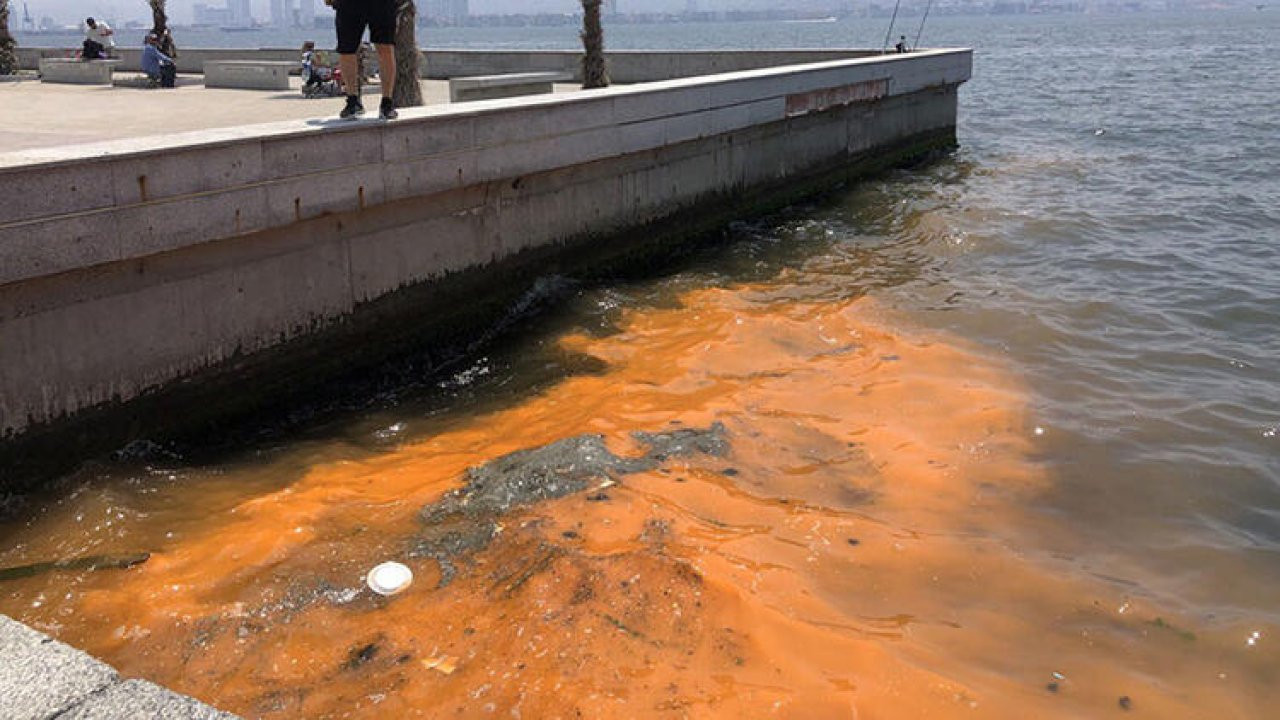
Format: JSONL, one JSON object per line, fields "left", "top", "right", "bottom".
{"left": 366, "top": 561, "right": 413, "bottom": 596}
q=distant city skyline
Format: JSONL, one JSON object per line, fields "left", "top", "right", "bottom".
{"left": 9, "top": 0, "right": 1266, "bottom": 30}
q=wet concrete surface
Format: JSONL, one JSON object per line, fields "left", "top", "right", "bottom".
{"left": 0, "top": 614, "right": 237, "bottom": 719}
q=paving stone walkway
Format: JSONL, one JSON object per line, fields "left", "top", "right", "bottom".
{"left": 0, "top": 76, "right": 576, "bottom": 153}
{"left": 0, "top": 614, "right": 239, "bottom": 720}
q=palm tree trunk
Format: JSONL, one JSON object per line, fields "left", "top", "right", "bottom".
{"left": 148, "top": 0, "right": 167, "bottom": 33}
{"left": 0, "top": 1, "right": 18, "bottom": 76}
{"left": 148, "top": 0, "right": 177, "bottom": 57}
{"left": 392, "top": 0, "right": 422, "bottom": 107}
{"left": 580, "top": 0, "right": 608, "bottom": 89}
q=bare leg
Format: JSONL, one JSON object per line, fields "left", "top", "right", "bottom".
{"left": 338, "top": 53, "right": 359, "bottom": 95}
{"left": 375, "top": 43, "right": 396, "bottom": 103}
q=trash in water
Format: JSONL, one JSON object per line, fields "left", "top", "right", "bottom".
{"left": 344, "top": 642, "right": 380, "bottom": 670}
{"left": 422, "top": 654, "right": 458, "bottom": 675}
{"left": 366, "top": 561, "right": 413, "bottom": 596}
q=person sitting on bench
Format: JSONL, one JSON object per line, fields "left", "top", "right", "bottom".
{"left": 82, "top": 17, "right": 115, "bottom": 60}
{"left": 141, "top": 33, "right": 176, "bottom": 87}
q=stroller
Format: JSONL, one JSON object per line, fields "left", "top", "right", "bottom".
{"left": 301, "top": 49, "right": 344, "bottom": 98}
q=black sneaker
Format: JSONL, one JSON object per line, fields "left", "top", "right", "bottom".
{"left": 379, "top": 98, "right": 398, "bottom": 120}
{"left": 339, "top": 96, "right": 364, "bottom": 120}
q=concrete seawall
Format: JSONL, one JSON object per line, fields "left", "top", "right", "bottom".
{"left": 16, "top": 47, "right": 879, "bottom": 82}
{"left": 0, "top": 614, "right": 237, "bottom": 719}
{"left": 0, "top": 49, "right": 971, "bottom": 485}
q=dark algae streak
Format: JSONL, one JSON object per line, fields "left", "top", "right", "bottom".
{"left": 412, "top": 423, "right": 728, "bottom": 585}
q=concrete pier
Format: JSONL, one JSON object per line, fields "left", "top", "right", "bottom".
{"left": 0, "top": 77, "right": 516, "bottom": 153}
{"left": 0, "top": 614, "right": 237, "bottom": 719}
{"left": 0, "top": 48, "right": 971, "bottom": 486}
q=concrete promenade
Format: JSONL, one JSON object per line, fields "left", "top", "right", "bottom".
{"left": 0, "top": 78, "right": 579, "bottom": 153}
{"left": 0, "top": 614, "right": 238, "bottom": 719}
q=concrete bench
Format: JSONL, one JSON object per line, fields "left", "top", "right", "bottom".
{"left": 448, "top": 72, "right": 572, "bottom": 103}
{"left": 203, "top": 60, "right": 294, "bottom": 90}
{"left": 38, "top": 59, "right": 121, "bottom": 85}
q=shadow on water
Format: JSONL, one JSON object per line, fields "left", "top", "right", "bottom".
{"left": 0, "top": 151, "right": 960, "bottom": 547}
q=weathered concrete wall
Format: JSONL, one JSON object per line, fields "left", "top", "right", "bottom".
{"left": 0, "top": 50, "right": 970, "bottom": 482}
{"left": 15, "top": 46, "right": 879, "bottom": 82}
{"left": 0, "top": 614, "right": 238, "bottom": 719}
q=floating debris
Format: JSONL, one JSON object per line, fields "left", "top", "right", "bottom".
{"left": 601, "top": 612, "right": 644, "bottom": 640}
{"left": 493, "top": 544, "right": 562, "bottom": 598}
{"left": 366, "top": 562, "right": 414, "bottom": 596}
{"left": 422, "top": 655, "right": 458, "bottom": 675}
{"left": 344, "top": 642, "right": 379, "bottom": 670}
{"left": 372, "top": 422, "right": 407, "bottom": 441}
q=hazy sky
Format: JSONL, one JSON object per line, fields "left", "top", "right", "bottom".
{"left": 17, "top": 1, "right": 775, "bottom": 27}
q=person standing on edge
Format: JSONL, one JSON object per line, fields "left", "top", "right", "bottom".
{"left": 325, "top": 0, "right": 397, "bottom": 120}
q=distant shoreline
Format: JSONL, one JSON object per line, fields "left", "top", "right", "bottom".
{"left": 15, "top": 4, "right": 1261, "bottom": 41}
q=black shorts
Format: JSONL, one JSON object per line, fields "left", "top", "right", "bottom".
{"left": 335, "top": 0, "right": 396, "bottom": 54}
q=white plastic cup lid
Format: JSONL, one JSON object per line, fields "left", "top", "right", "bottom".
{"left": 366, "top": 561, "right": 413, "bottom": 596}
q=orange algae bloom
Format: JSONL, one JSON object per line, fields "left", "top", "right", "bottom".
{"left": 4, "top": 288, "right": 1269, "bottom": 718}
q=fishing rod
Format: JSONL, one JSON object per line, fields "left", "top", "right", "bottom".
{"left": 881, "top": 0, "right": 903, "bottom": 53}
{"left": 914, "top": 0, "right": 935, "bottom": 51}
